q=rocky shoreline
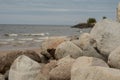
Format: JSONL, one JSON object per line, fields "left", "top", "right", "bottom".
{"left": 71, "top": 23, "right": 94, "bottom": 29}
{"left": 1, "top": 19, "right": 120, "bottom": 80}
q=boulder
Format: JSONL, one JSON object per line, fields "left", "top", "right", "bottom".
{"left": 79, "top": 33, "right": 96, "bottom": 48}
{"left": 90, "top": 19, "right": 120, "bottom": 56}
{"left": 41, "top": 37, "right": 67, "bottom": 50}
{"left": 72, "top": 33, "right": 105, "bottom": 60}
{"left": 55, "top": 41, "right": 83, "bottom": 59}
{"left": 35, "top": 73, "right": 49, "bottom": 80}
{"left": 41, "top": 37, "right": 67, "bottom": 60}
{"left": 71, "top": 66, "right": 120, "bottom": 80}
{"left": 9, "top": 55, "right": 41, "bottom": 80}
{"left": 108, "top": 46, "right": 120, "bottom": 69}
{"left": 0, "top": 74, "right": 4, "bottom": 80}
{"left": 79, "top": 33, "right": 105, "bottom": 60}
{"left": 71, "top": 56, "right": 109, "bottom": 74}
{"left": 71, "top": 40, "right": 81, "bottom": 48}
{"left": 0, "top": 50, "right": 41, "bottom": 74}
{"left": 50, "top": 56, "right": 75, "bottom": 80}
{"left": 41, "top": 60, "right": 57, "bottom": 76}
{"left": 57, "top": 55, "right": 75, "bottom": 65}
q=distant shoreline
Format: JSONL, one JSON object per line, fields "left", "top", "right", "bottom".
{"left": 71, "top": 23, "right": 94, "bottom": 29}
{"left": 0, "top": 24, "right": 71, "bottom": 27}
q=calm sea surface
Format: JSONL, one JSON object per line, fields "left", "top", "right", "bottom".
{"left": 0, "top": 24, "right": 91, "bottom": 51}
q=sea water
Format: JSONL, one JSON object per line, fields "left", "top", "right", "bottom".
{"left": 0, "top": 24, "right": 91, "bottom": 51}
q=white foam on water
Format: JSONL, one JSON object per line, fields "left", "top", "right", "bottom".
{"left": 0, "top": 39, "right": 14, "bottom": 42}
{"left": 17, "top": 41, "right": 26, "bottom": 44}
{"left": 45, "top": 32, "right": 49, "bottom": 35}
{"left": 22, "top": 33, "right": 45, "bottom": 36}
{"left": 8, "top": 33, "right": 18, "bottom": 37}
{"left": 21, "top": 33, "right": 31, "bottom": 36}
{"left": 31, "top": 33, "right": 45, "bottom": 36}
{"left": 37, "top": 37, "right": 49, "bottom": 40}
{"left": 33, "top": 40, "right": 43, "bottom": 42}
{"left": 18, "top": 38, "right": 33, "bottom": 41}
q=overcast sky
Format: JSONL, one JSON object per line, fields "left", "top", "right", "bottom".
{"left": 0, "top": 0, "right": 119, "bottom": 25}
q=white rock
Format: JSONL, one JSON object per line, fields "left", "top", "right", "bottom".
{"left": 108, "top": 46, "right": 120, "bottom": 69}
{"left": 77, "top": 33, "right": 105, "bottom": 60}
{"left": 55, "top": 41, "right": 83, "bottom": 59}
{"left": 71, "top": 56, "right": 109, "bottom": 73}
{"left": 79, "top": 33, "right": 96, "bottom": 48}
{"left": 71, "top": 66, "right": 120, "bottom": 80}
{"left": 71, "top": 40, "right": 81, "bottom": 48}
{"left": 9, "top": 55, "right": 41, "bottom": 80}
{"left": 90, "top": 19, "right": 120, "bottom": 56}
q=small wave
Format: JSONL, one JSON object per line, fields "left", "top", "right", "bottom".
{"left": 37, "top": 37, "right": 49, "bottom": 40}
{"left": 22, "top": 33, "right": 46, "bottom": 36}
{"left": 33, "top": 40, "right": 43, "bottom": 42}
{"left": 18, "top": 38, "right": 33, "bottom": 41}
{"left": 4, "top": 33, "right": 18, "bottom": 37}
{"left": 45, "top": 32, "right": 49, "bottom": 35}
{"left": 21, "top": 33, "right": 31, "bottom": 36}
{"left": 31, "top": 33, "right": 45, "bottom": 36}
{"left": 0, "top": 39, "right": 14, "bottom": 42}
{"left": 17, "top": 41, "right": 26, "bottom": 44}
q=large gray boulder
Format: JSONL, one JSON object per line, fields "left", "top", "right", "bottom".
{"left": 78, "top": 33, "right": 105, "bottom": 60}
{"left": 71, "top": 66, "right": 120, "bottom": 80}
{"left": 72, "top": 33, "right": 105, "bottom": 60}
{"left": 71, "top": 56, "right": 109, "bottom": 74}
{"left": 55, "top": 41, "right": 83, "bottom": 59}
{"left": 71, "top": 40, "right": 81, "bottom": 48}
{"left": 79, "top": 33, "right": 96, "bottom": 48}
{"left": 50, "top": 56, "right": 75, "bottom": 80}
{"left": 9, "top": 55, "right": 41, "bottom": 80}
{"left": 90, "top": 19, "right": 120, "bottom": 56}
{"left": 108, "top": 46, "right": 120, "bottom": 69}
{"left": 57, "top": 55, "right": 75, "bottom": 66}
{"left": 71, "top": 56, "right": 118, "bottom": 80}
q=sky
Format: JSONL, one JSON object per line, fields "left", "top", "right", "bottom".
{"left": 0, "top": 0, "right": 119, "bottom": 25}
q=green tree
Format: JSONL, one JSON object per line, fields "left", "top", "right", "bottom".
{"left": 87, "top": 18, "right": 96, "bottom": 24}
